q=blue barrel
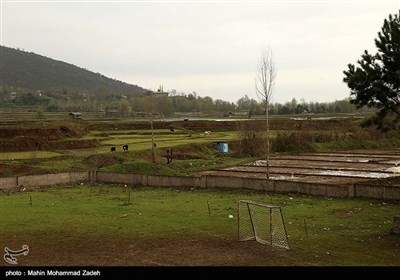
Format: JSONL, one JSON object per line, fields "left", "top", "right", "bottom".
{"left": 217, "top": 142, "right": 228, "bottom": 153}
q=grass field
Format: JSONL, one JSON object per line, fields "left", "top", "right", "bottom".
{"left": 0, "top": 151, "right": 62, "bottom": 160}
{"left": 1, "top": 185, "right": 399, "bottom": 266}
{"left": 2, "top": 116, "right": 400, "bottom": 178}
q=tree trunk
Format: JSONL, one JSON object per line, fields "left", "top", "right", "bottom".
{"left": 151, "top": 120, "right": 155, "bottom": 163}
{"left": 266, "top": 102, "right": 270, "bottom": 179}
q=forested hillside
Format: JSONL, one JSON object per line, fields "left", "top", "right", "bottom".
{"left": 0, "top": 46, "right": 146, "bottom": 96}
{"left": 0, "top": 46, "right": 369, "bottom": 117}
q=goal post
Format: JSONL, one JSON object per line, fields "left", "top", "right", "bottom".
{"left": 237, "top": 200, "right": 290, "bottom": 250}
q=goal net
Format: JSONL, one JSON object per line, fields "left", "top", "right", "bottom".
{"left": 237, "top": 200, "right": 290, "bottom": 250}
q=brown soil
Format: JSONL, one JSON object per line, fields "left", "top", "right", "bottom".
{"left": 0, "top": 163, "right": 47, "bottom": 177}
{"left": 0, "top": 123, "right": 90, "bottom": 152}
{"left": 1, "top": 235, "right": 295, "bottom": 266}
{"left": 0, "top": 136, "right": 51, "bottom": 152}
{"left": 0, "top": 138, "right": 100, "bottom": 152}
{"left": 329, "top": 207, "right": 365, "bottom": 217}
{"left": 199, "top": 150, "right": 400, "bottom": 186}
{"left": 83, "top": 154, "right": 123, "bottom": 168}
{"left": 0, "top": 123, "right": 87, "bottom": 140}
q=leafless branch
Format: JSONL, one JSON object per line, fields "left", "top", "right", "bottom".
{"left": 255, "top": 46, "right": 277, "bottom": 180}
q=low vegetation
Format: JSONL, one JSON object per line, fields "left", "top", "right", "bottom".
{"left": 1, "top": 116, "right": 400, "bottom": 177}
{"left": 1, "top": 185, "right": 398, "bottom": 265}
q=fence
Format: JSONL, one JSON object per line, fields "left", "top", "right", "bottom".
{"left": 0, "top": 171, "right": 399, "bottom": 200}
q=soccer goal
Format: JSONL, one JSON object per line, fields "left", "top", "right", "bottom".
{"left": 237, "top": 200, "right": 290, "bottom": 250}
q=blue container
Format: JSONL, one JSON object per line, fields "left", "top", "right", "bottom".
{"left": 217, "top": 142, "right": 228, "bottom": 153}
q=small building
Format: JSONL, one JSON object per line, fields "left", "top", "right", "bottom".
{"left": 69, "top": 112, "right": 82, "bottom": 119}
{"left": 216, "top": 141, "right": 229, "bottom": 153}
{"left": 106, "top": 109, "right": 120, "bottom": 117}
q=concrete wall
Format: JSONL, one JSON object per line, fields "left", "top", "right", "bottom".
{"left": 354, "top": 184, "right": 384, "bottom": 199}
{"left": 202, "top": 175, "right": 244, "bottom": 189}
{"left": 0, "top": 177, "right": 17, "bottom": 190}
{"left": 275, "top": 180, "right": 304, "bottom": 194}
{"left": 354, "top": 183, "right": 400, "bottom": 200}
{"left": 0, "top": 172, "right": 88, "bottom": 190}
{"left": 383, "top": 185, "right": 400, "bottom": 200}
{"left": 96, "top": 173, "right": 201, "bottom": 188}
{"left": 242, "top": 177, "right": 272, "bottom": 191}
{"left": 326, "top": 185, "right": 350, "bottom": 197}
{"left": 1, "top": 171, "right": 399, "bottom": 200}
{"left": 18, "top": 172, "right": 88, "bottom": 188}
{"left": 96, "top": 172, "right": 144, "bottom": 185}
{"left": 146, "top": 175, "right": 200, "bottom": 188}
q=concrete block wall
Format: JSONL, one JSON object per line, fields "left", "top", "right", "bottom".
{"left": 96, "top": 172, "right": 144, "bottom": 185}
{"left": 383, "top": 185, "right": 400, "bottom": 200}
{"left": 146, "top": 175, "right": 200, "bottom": 188}
{"left": 1, "top": 171, "right": 399, "bottom": 200}
{"left": 242, "top": 177, "right": 272, "bottom": 191}
{"left": 0, "top": 177, "right": 17, "bottom": 190}
{"left": 17, "top": 172, "right": 88, "bottom": 188}
{"left": 202, "top": 175, "right": 244, "bottom": 189}
{"left": 354, "top": 183, "right": 400, "bottom": 200}
{"left": 0, "top": 172, "right": 88, "bottom": 190}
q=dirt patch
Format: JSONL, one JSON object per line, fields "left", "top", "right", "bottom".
{"left": 1, "top": 235, "right": 294, "bottom": 266}
{"left": 329, "top": 207, "right": 365, "bottom": 217}
{"left": 84, "top": 154, "right": 124, "bottom": 168}
{"left": 0, "top": 136, "right": 51, "bottom": 152}
{"left": 0, "top": 123, "right": 88, "bottom": 152}
{"left": 0, "top": 123, "right": 87, "bottom": 140}
{"left": 0, "top": 163, "right": 47, "bottom": 177}
{"left": 368, "top": 176, "right": 400, "bottom": 186}
{"left": 203, "top": 150, "right": 400, "bottom": 186}
{"left": 0, "top": 138, "right": 100, "bottom": 152}
{"left": 162, "top": 143, "right": 215, "bottom": 160}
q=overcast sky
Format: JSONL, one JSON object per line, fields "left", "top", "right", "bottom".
{"left": 1, "top": 0, "right": 399, "bottom": 104}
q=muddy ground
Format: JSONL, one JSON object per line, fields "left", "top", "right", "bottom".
{"left": 199, "top": 149, "right": 400, "bottom": 186}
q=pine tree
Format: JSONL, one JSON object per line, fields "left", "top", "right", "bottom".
{"left": 343, "top": 10, "right": 400, "bottom": 131}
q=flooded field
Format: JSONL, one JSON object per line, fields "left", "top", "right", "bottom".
{"left": 201, "top": 149, "right": 400, "bottom": 185}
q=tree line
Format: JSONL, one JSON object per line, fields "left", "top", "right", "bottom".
{"left": 0, "top": 86, "right": 371, "bottom": 117}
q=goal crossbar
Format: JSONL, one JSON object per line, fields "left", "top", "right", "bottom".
{"left": 237, "top": 200, "right": 281, "bottom": 209}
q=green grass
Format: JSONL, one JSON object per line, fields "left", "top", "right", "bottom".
{"left": 102, "top": 159, "right": 181, "bottom": 175}
{"left": 35, "top": 158, "right": 87, "bottom": 171}
{"left": 101, "top": 157, "right": 253, "bottom": 175}
{"left": 0, "top": 151, "right": 61, "bottom": 160}
{"left": 312, "top": 138, "right": 400, "bottom": 152}
{"left": 1, "top": 121, "right": 400, "bottom": 179}
{"left": 1, "top": 185, "right": 399, "bottom": 265}
{"left": 98, "top": 131, "right": 237, "bottom": 147}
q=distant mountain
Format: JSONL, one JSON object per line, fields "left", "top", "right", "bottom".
{"left": 0, "top": 45, "right": 147, "bottom": 96}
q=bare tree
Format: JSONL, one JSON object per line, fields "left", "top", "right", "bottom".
{"left": 143, "top": 96, "right": 157, "bottom": 163}
{"left": 255, "top": 46, "right": 277, "bottom": 179}
{"left": 150, "top": 119, "right": 155, "bottom": 163}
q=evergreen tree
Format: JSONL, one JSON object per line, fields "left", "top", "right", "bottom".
{"left": 343, "top": 10, "right": 400, "bottom": 131}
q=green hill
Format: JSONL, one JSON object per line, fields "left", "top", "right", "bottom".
{"left": 0, "top": 45, "right": 147, "bottom": 96}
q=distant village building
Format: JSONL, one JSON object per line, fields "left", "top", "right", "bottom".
{"left": 143, "top": 85, "right": 169, "bottom": 98}
{"left": 136, "top": 111, "right": 147, "bottom": 117}
{"left": 69, "top": 112, "right": 82, "bottom": 119}
{"left": 106, "top": 109, "right": 120, "bottom": 117}
{"left": 223, "top": 111, "right": 234, "bottom": 117}
{"left": 151, "top": 91, "right": 168, "bottom": 97}
{"left": 10, "top": 92, "right": 17, "bottom": 100}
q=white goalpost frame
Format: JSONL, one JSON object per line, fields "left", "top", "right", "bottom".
{"left": 237, "top": 200, "right": 290, "bottom": 250}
